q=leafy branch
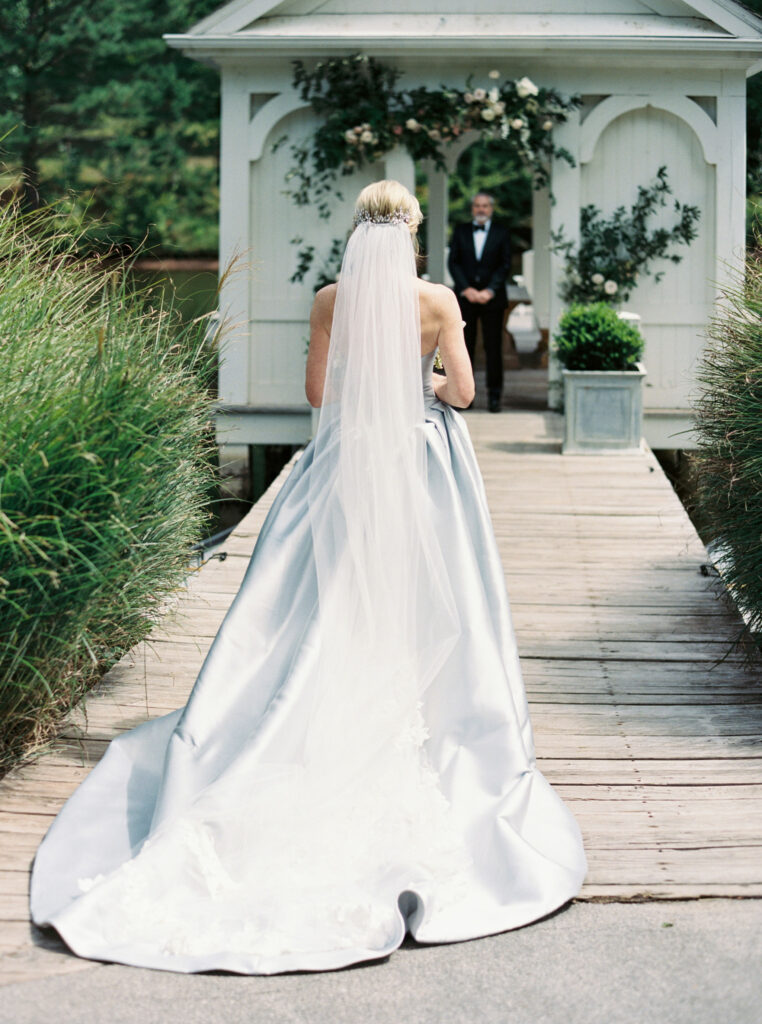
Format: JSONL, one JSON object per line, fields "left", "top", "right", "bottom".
{"left": 550, "top": 165, "right": 701, "bottom": 304}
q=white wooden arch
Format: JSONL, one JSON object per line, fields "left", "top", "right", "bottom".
{"left": 580, "top": 95, "right": 718, "bottom": 167}
{"left": 249, "top": 91, "right": 311, "bottom": 162}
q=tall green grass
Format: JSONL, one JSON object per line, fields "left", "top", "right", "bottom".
{"left": 0, "top": 199, "right": 224, "bottom": 774}
{"left": 691, "top": 249, "right": 762, "bottom": 661}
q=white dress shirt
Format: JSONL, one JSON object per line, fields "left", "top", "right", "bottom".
{"left": 472, "top": 217, "right": 491, "bottom": 261}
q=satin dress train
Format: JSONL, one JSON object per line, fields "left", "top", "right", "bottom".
{"left": 29, "top": 350, "right": 588, "bottom": 974}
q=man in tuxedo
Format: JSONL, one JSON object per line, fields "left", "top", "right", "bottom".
{"left": 447, "top": 191, "right": 511, "bottom": 412}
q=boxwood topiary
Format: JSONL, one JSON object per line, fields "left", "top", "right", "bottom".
{"left": 553, "top": 301, "right": 644, "bottom": 371}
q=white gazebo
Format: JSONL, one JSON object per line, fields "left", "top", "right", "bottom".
{"left": 165, "top": 0, "right": 762, "bottom": 451}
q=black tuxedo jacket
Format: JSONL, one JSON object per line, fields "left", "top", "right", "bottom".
{"left": 447, "top": 220, "right": 511, "bottom": 308}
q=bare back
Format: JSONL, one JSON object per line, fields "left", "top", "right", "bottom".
{"left": 306, "top": 278, "right": 474, "bottom": 409}
{"left": 311, "top": 279, "right": 457, "bottom": 356}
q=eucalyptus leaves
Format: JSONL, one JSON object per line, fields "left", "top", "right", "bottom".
{"left": 550, "top": 165, "right": 701, "bottom": 305}
{"left": 280, "top": 54, "right": 583, "bottom": 219}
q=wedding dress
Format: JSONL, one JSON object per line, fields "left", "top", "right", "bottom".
{"left": 29, "top": 214, "right": 587, "bottom": 975}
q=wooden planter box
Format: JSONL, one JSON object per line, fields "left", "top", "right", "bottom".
{"left": 561, "top": 361, "right": 647, "bottom": 455}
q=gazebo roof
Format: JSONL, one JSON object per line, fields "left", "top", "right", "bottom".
{"left": 164, "top": 0, "right": 762, "bottom": 66}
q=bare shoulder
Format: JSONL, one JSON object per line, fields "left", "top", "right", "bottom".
{"left": 417, "top": 279, "right": 460, "bottom": 320}
{"left": 310, "top": 282, "right": 338, "bottom": 323}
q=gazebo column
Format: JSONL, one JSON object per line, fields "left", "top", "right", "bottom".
{"left": 531, "top": 183, "right": 552, "bottom": 366}
{"left": 715, "top": 79, "right": 747, "bottom": 293}
{"left": 423, "top": 160, "right": 449, "bottom": 283}
{"left": 548, "top": 108, "right": 582, "bottom": 411}
{"left": 385, "top": 145, "right": 416, "bottom": 195}
{"left": 218, "top": 68, "right": 252, "bottom": 408}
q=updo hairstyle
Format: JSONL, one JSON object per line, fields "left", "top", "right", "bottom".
{"left": 353, "top": 180, "right": 423, "bottom": 245}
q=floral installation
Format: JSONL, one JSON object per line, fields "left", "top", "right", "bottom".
{"left": 278, "top": 54, "right": 582, "bottom": 219}
{"left": 549, "top": 165, "right": 701, "bottom": 306}
{"left": 275, "top": 54, "right": 582, "bottom": 285}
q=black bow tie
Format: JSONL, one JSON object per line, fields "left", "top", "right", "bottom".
{"left": 473, "top": 224, "right": 486, "bottom": 232}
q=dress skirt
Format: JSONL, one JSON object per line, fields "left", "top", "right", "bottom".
{"left": 29, "top": 352, "right": 587, "bottom": 974}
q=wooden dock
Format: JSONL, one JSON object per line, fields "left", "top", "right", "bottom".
{"left": 1, "top": 407, "right": 761, "bottom": 984}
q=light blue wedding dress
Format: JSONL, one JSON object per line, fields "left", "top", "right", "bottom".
{"left": 29, "top": 347, "right": 588, "bottom": 975}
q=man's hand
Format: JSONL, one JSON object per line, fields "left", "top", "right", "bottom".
{"left": 461, "top": 287, "right": 494, "bottom": 304}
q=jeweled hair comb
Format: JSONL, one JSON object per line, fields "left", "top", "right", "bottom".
{"left": 353, "top": 208, "right": 412, "bottom": 227}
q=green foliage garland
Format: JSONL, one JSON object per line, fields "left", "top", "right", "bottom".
{"left": 282, "top": 54, "right": 583, "bottom": 219}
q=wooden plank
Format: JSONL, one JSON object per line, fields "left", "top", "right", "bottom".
{"left": 536, "top": 758, "right": 762, "bottom": 785}
{"left": 3, "top": 410, "right": 762, "bottom": 986}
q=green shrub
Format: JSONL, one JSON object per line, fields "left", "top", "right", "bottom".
{"left": 691, "top": 252, "right": 762, "bottom": 657}
{"left": 552, "top": 302, "right": 644, "bottom": 371}
{"left": 0, "top": 199, "right": 223, "bottom": 774}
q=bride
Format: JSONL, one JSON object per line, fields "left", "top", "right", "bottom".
{"left": 29, "top": 179, "right": 587, "bottom": 975}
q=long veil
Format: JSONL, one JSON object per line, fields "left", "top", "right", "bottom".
{"left": 303, "top": 215, "right": 461, "bottom": 779}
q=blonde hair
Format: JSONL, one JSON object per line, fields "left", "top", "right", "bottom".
{"left": 353, "top": 180, "right": 423, "bottom": 241}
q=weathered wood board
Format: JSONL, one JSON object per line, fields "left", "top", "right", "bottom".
{"left": 1, "top": 408, "right": 760, "bottom": 986}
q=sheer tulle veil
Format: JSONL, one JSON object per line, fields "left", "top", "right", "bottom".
{"left": 302, "top": 204, "right": 461, "bottom": 784}
{"left": 142, "top": 194, "right": 463, "bottom": 859}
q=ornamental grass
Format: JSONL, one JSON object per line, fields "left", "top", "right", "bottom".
{"left": 0, "top": 199, "right": 223, "bottom": 775}
{"left": 691, "top": 249, "right": 762, "bottom": 662}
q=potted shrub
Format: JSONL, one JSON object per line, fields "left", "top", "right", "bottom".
{"left": 553, "top": 302, "right": 646, "bottom": 454}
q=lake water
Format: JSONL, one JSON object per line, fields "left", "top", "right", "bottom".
{"left": 129, "top": 266, "right": 219, "bottom": 326}
{"left": 128, "top": 265, "right": 298, "bottom": 540}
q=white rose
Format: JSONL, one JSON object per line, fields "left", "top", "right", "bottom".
{"left": 516, "top": 76, "right": 539, "bottom": 98}
{"left": 428, "top": 128, "right": 441, "bottom": 140}
{"left": 489, "top": 69, "right": 500, "bottom": 79}
{"left": 360, "top": 130, "right": 374, "bottom": 143}
{"left": 604, "top": 279, "right": 618, "bottom": 294}
{"left": 344, "top": 129, "right": 356, "bottom": 143}
{"left": 542, "top": 119, "right": 553, "bottom": 131}
{"left": 591, "top": 273, "right": 604, "bottom": 285}
{"left": 464, "top": 92, "right": 474, "bottom": 104}
{"left": 405, "top": 118, "right": 420, "bottom": 131}
{"left": 473, "top": 88, "right": 487, "bottom": 101}
{"left": 511, "top": 117, "right": 524, "bottom": 130}
{"left": 489, "top": 87, "right": 499, "bottom": 102}
{"left": 494, "top": 101, "right": 505, "bottom": 114}
{"left": 481, "top": 108, "right": 496, "bottom": 122}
